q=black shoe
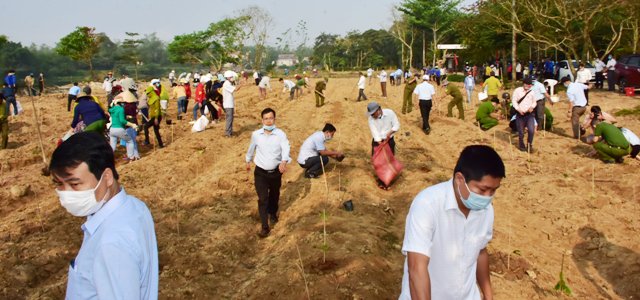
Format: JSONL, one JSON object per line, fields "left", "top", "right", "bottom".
{"left": 518, "top": 146, "right": 527, "bottom": 152}
{"left": 270, "top": 214, "right": 279, "bottom": 225}
{"left": 615, "top": 157, "right": 624, "bottom": 163}
{"left": 258, "top": 228, "right": 270, "bottom": 238}
{"left": 304, "top": 172, "right": 316, "bottom": 178}
{"left": 424, "top": 128, "right": 431, "bottom": 135}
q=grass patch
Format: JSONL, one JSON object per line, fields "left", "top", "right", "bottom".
{"left": 614, "top": 105, "right": 640, "bottom": 117}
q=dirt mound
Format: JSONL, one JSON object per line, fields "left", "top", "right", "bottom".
{"left": 0, "top": 77, "right": 639, "bottom": 299}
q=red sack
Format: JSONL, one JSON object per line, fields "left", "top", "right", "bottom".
{"left": 372, "top": 142, "right": 403, "bottom": 186}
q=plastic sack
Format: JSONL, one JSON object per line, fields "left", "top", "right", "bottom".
{"left": 478, "top": 92, "right": 488, "bottom": 101}
{"left": 10, "top": 100, "right": 24, "bottom": 116}
{"left": 372, "top": 142, "right": 403, "bottom": 186}
{"left": 160, "top": 99, "right": 168, "bottom": 110}
{"left": 203, "top": 105, "right": 209, "bottom": 115}
{"left": 191, "top": 115, "right": 209, "bottom": 133}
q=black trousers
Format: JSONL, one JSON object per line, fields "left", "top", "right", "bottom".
{"left": 607, "top": 70, "right": 616, "bottom": 91}
{"left": 357, "top": 89, "right": 367, "bottom": 101}
{"left": 67, "top": 95, "right": 77, "bottom": 112}
{"left": 595, "top": 72, "right": 604, "bottom": 89}
{"left": 300, "top": 156, "right": 329, "bottom": 176}
{"left": 254, "top": 166, "right": 282, "bottom": 230}
{"left": 419, "top": 100, "right": 433, "bottom": 130}
{"left": 371, "top": 136, "right": 396, "bottom": 156}
{"left": 144, "top": 116, "right": 164, "bottom": 147}
{"left": 201, "top": 100, "right": 218, "bottom": 120}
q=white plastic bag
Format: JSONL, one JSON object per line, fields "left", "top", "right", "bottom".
{"left": 10, "top": 100, "right": 24, "bottom": 116}
{"left": 191, "top": 115, "right": 209, "bottom": 133}
{"left": 203, "top": 105, "right": 209, "bottom": 115}
{"left": 478, "top": 92, "right": 488, "bottom": 101}
{"left": 160, "top": 99, "right": 168, "bottom": 110}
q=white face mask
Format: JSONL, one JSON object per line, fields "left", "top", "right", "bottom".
{"left": 56, "top": 173, "right": 108, "bottom": 217}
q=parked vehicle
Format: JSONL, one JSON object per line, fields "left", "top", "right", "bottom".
{"left": 615, "top": 54, "right": 640, "bottom": 93}
{"left": 555, "top": 60, "right": 596, "bottom": 82}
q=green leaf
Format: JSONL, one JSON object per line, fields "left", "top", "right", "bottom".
{"left": 554, "top": 271, "right": 572, "bottom": 296}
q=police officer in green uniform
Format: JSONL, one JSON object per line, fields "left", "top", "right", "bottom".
{"left": 402, "top": 73, "right": 419, "bottom": 114}
{"left": 476, "top": 98, "right": 501, "bottom": 130}
{"left": 315, "top": 77, "right": 328, "bottom": 107}
{"left": 592, "top": 119, "right": 630, "bottom": 163}
{"left": 445, "top": 80, "right": 465, "bottom": 120}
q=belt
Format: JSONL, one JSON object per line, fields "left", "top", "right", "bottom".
{"left": 256, "top": 166, "right": 279, "bottom": 174}
{"left": 419, "top": 99, "right": 432, "bottom": 101}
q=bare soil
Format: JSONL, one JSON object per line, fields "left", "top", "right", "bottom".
{"left": 0, "top": 76, "right": 639, "bottom": 299}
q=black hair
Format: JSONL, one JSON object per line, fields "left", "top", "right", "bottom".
{"left": 278, "top": 78, "right": 284, "bottom": 81}
{"left": 591, "top": 105, "right": 602, "bottom": 114}
{"left": 491, "top": 98, "right": 500, "bottom": 104}
{"left": 453, "top": 145, "right": 505, "bottom": 182}
{"left": 49, "top": 132, "right": 119, "bottom": 181}
{"left": 322, "top": 123, "right": 336, "bottom": 132}
{"left": 561, "top": 76, "right": 571, "bottom": 84}
{"left": 261, "top": 107, "right": 276, "bottom": 118}
{"left": 73, "top": 82, "right": 78, "bottom": 86}
{"left": 631, "top": 145, "right": 640, "bottom": 159}
{"left": 172, "top": 82, "right": 178, "bottom": 87}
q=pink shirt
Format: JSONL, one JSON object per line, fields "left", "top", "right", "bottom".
{"left": 512, "top": 87, "right": 537, "bottom": 114}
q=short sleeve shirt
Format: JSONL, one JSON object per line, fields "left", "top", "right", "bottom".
{"left": 413, "top": 82, "right": 436, "bottom": 100}
{"left": 475, "top": 101, "right": 495, "bottom": 120}
{"left": 297, "top": 131, "right": 326, "bottom": 164}
{"left": 222, "top": 81, "right": 235, "bottom": 108}
{"left": 400, "top": 180, "right": 493, "bottom": 300}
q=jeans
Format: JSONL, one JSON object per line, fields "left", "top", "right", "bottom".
{"left": 176, "top": 97, "right": 187, "bottom": 117}
{"left": 254, "top": 166, "right": 282, "bottom": 230}
{"left": 515, "top": 112, "right": 535, "bottom": 149}
{"left": 5, "top": 96, "right": 17, "bottom": 115}
{"left": 465, "top": 88, "right": 473, "bottom": 104}
{"left": 357, "top": 88, "right": 367, "bottom": 101}
{"left": 224, "top": 108, "right": 234, "bottom": 136}
{"left": 193, "top": 103, "right": 201, "bottom": 120}
{"left": 126, "top": 127, "right": 140, "bottom": 158}
{"left": 109, "top": 127, "right": 134, "bottom": 158}
{"left": 419, "top": 100, "right": 432, "bottom": 130}
{"left": 300, "top": 156, "right": 329, "bottom": 176}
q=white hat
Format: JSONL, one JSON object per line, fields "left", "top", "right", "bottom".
{"left": 150, "top": 79, "right": 160, "bottom": 85}
{"left": 422, "top": 75, "right": 428, "bottom": 80}
{"left": 224, "top": 70, "right": 236, "bottom": 78}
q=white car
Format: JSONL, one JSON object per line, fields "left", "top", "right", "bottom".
{"left": 556, "top": 60, "right": 596, "bottom": 82}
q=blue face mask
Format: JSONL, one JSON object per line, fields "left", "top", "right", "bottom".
{"left": 456, "top": 177, "right": 493, "bottom": 210}
{"left": 263, "top": 125, "right": 276, "bottom": 131}
{"left": 608, "top": 55, "right": 612, "bottom": 60}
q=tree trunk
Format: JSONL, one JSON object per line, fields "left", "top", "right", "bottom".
{"left": 432, "top": 28, "right": 438, "bottom": 67}
{"left": 422, "top": 30, "right": 426, "bottom": 68}
{"left": 511, "top": 0, "right": 517, "bottom": 82}
{"left": 634, "top": 20, "right": 639, "bottom": 53}
{"left": 88, "top": 59, "right": 94, "bottom": 80}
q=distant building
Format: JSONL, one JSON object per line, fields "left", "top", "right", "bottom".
{"left": 277, "top": 54, "right": 298, "bottom": 67}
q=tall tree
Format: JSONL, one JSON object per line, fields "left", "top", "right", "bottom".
{"left": 238, "top": 6, "right": 274, "bottom": 69}
{"left": 55, "top": 26, "right": 102, "bottom": 78}
{"left": 399, "top": 0, "right": 462, "bottom": 67}
{"left": 121, "top": 32, "right": 144, "bottom": 79}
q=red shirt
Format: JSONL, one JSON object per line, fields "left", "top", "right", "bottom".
{"left": 195, "top": 83, "right": 205, "bottom": 103}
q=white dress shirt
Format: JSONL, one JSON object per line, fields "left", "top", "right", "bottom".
{"left": 357, "top": 76, "right": 366, "bottom": 89}
{"left": 532, "top": 80, "right": 547, "bottom": 101}
{"left": 566, "top": 82, "right": 588, "bottom": 107}
{"left": 283, "top": 80, "right": 296, "bottom": 91}
{"left": 378, "top": 71, "right": 388, "bottom": 83}
{"left": 413, "top": 82, "right": 436, "bottom": 100}
{"left": 222, "top": 81, "right": 236, "bottom": 109}
{"left": 246, "top": 128, "right": 291, "bottom": 170}
{"left": 576, "top": 69, "right": 592, "bottom": 84}
{"left": 512, "top": 87, "right": 537, "bottom": 114}
{"left": 605, "top": 58, "right": 616, "bottom": 70}
{"left": 368, "top": 108, "right": 400, "bottom": 142}
{"left": 621, "top": 128, "right": 640, "bottom": 146}
{"left": 594, "top": 60, "right": 605, "bottom": 72}
{"left": 400, "top": 179, "right": 493, "bottom": 300}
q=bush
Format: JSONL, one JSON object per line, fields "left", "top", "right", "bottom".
{"left": 447, "top": 74, "right": 465, "bottom": 82}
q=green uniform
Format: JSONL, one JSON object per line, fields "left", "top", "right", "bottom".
{"left": 543, "top": 107, "right": 553, "bottom": 131}
{"left": 402, "top": 78, "right": 417, "bottom": 114}
{"left": 315, "top": 80, "right": 326, "bottom": 107}
{"left": 0, "top": 97, "right": 8, "bottom": 149}
{"left": 446, "top": 84, "right": 464, "bottom": 120}
{"left": 476, "top": 101, "right": 498, "bottom": 130}
{"left": 593, "top": 122, "right": 631, "bottom": 163}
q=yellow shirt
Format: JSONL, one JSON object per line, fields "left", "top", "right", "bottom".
{"left": 485, "top": 66, "right": 492, "bottom": 76}
{"left": 483, "top": 76, "right": 502, "bottom": 96}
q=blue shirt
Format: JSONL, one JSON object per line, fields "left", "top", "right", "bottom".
{"left": 464, "top": 75, "right": 475, "bottom": 89}
{"left": 531, "top": 80, "right": 547, "bottom": 100}
{"left": 69, "top": 86, "right": 81, "bottom": 96}
{"left": 66, "top": 188, "right": 158, "bottom": 300}
{"left": 4, "top": 74, "right": 15, "bottom": 86}
{"left": 297, "top": 131, "right": 327, "bottom": 164}
{"left": 71, "top": 97, "right": 107, "bottom": 128}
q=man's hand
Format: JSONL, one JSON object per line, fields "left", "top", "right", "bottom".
{"left": 246, "top": 162, "right": 251, "bottom": 171}
{"left": 278, "top": 161, "right": 287, "bottom": 174}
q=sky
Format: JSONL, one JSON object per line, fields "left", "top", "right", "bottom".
{"left": 0, "top": 0, "right": 411, "bottom": 47}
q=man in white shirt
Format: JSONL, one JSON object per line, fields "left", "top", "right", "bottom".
{"left": 512, "top": 78, "right": 537, "bottom": 152}
{"left": 562, "top": 77, "right": 590, "bottom": 139}
{"left": 575, "top": 63, "right": 592, "bottom": 102}
{"left": 357, "top": 72, "right": 367, "bottom": 101}
{"left": 531, "top": 78, "right": 551, "bottom": 131}
{"left": 258, "top": 76, "right": 271, "bottom": 100}
{"left": 223, "top": 71, "right": 242, "bottom": 137}
{"left": 621, "top": 127, "right": 640, "bottom": 160}
{"left": 279, "top": 78, "right": 297, "bottom": 100}
{"left": 367, "top": 68, "right": 374, "bottom": 85}
{"left": 605, "top": 55, "right": 617, "bottom": 91}
{"left": 594, "top": 58, "right": 605, "bottom": 89}
{"left": 413, "top": 75, "right": 437, "bottom": 134}
{"left": 463, "top": 72, "right": 475, "bottom": 104}
{"left": 515, "top": 61, "right": 522, "bottom": 81}
{"left": 50, "top": 132, "right": 159, "bottom": 300}
{"left": 245, "top": 108, "right": 291, "bottom": 238}
{"left": 378, "top": 70, "right": 388, "bottom": 98}
{"left": 168, "top": 70, "right": 176, "bottom": 85}
{"left": 367, "top": 102, "right": 400, "bottom": 189}
{"left": 400, "top": 145, "right": 504, "bottom": 300}
{"left": 297, "top": 123, "right": 345, "bottom": 178}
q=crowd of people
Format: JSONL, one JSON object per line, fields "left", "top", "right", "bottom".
{"left": 1, "top": 54, "right": 637, "bottom": 299}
